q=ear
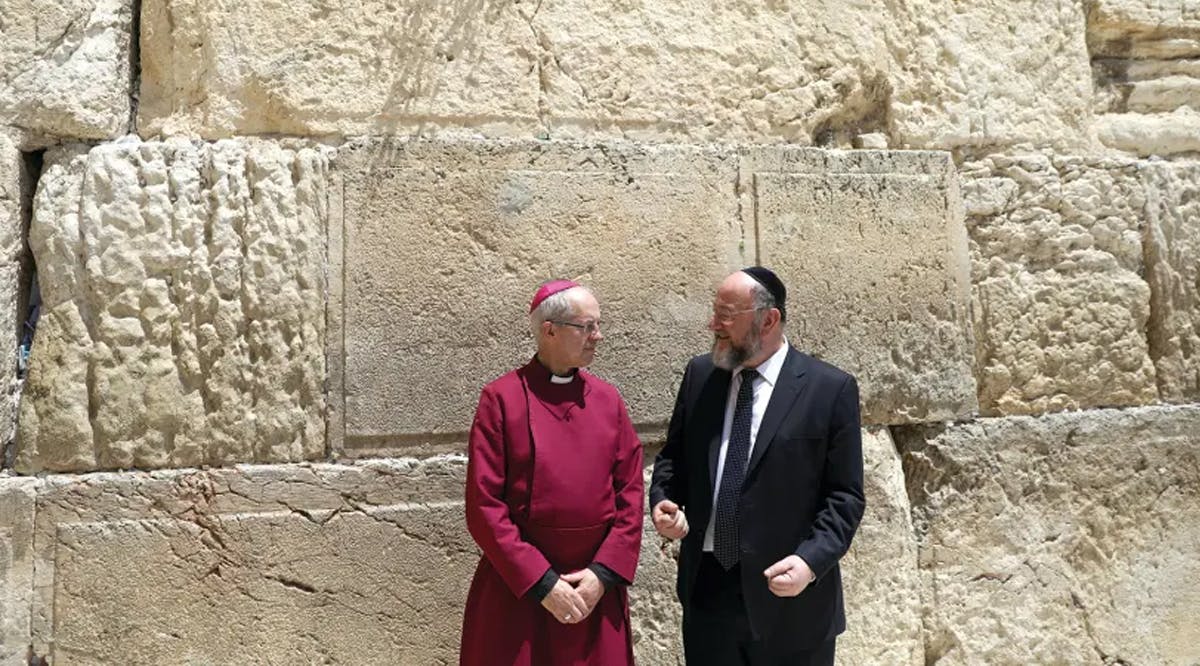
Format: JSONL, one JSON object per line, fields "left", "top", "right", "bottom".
{"left": 541, "top": 320, "right": 556, "bottom": 338}
{"left": 763, "top": 308, "right": 782, "bottom": 332}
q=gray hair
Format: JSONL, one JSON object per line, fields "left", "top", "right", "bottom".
{"left": 530, "top": 286, "right": 589, "bottom": 338}
{"left": 749, "top": 281, "right": 776, "bottom": 322}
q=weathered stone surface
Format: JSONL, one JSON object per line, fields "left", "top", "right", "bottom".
{"left": 891, "top": 0, "right": 1096, "bottom": 152}
{"left": 25, "top": 457, "right": 682, "bottom": 665}
{"left": 15, "top": 138, "right": 330, "bottom": 473}
{"left": 898, "top": 406, "right": 1200, "bottom": 665}
{"left": 839, "top": 428, "right": 922, "bottom": 666}
{"left": 0, "top": 133, "right": 20, "bottom": 262}
{"left": 139, "top": 0, "right": 541, "bottom": 139}
{"left": 137, "top": 0, "right": 1099, "bottom": 151}
{"left": 29, "top": 459, "right": 471, "bottom": 664}
{"left": 1087, "top": 0, "right": 1200, "bottom": 58}
{"left": 336, "top": 139, "right": 743, "bottom": 451}
{"left": 961, "top": 154, "right": 1158, "bottom": 416}
{"left": 0, "top": 133, "right": 20, "bottom": 451}
{"left": 1089, "top": 0, "right": 1200, "bottom": 156}
{"left": 0, "top": 477, "right": 38, "bottom": 665}
{"left": 1145, "top": 162, "right": 1200, "bottom": 403}
{"left": 1095, "top": 110, "right": 1200, "bottom": 157}
{"left": 750, "top": 148, "right": 976, "bottom": 425}
{"left": 0, "top": 0, "right": 131, "bottom": 139}
{"left": 513, "top": 1, "right": 898, "bottom": 145}
{"left": 139, "top": 0, "right": 900, "bottom": 143}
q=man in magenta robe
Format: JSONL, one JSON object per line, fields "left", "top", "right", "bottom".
{"left": 460, "top": 280, "right": 644, "bottom": 666}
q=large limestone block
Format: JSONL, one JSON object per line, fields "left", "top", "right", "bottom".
{"left": 838, "top": 428, "right": 922, "bottom": 665}
{"left": 749, "top": 148, "right": 977, "bottom": 425}
{"left": 336, "top": 139, "right": 743, "bottom": 453}
{"left": 898, "top": 406, "right": 1200, "bottom": 665}
{"left": 139, "top": 0, "right": 905, "bottom": 143}
{"left": 139, "top": 0, "right": 542, "bottom": 138}
{"left": 15, "top": 138, "right": 331, "bottom": 473}
{"left": 889, "top": 0, "right": 1096, "bottom": 151}
{"left": 27, "top": 458, "right": 684, "bottom": 665}
{"left": 0, "top": 477, "right": 38, "bottom": 665}
{"left": 961, "top": 154, "right": 1158, "bottom": 416}
{"left": 1144, "top": 162, "right": 1200, "bottom": 402}
{"left": 0, "top": 0, "right": 131, "bottom": 139}
{"left": 516, "top": 1, "right": 898, "bottom": 145}
{"left": 28, "top": 459, "right": 473, "bottom": 664}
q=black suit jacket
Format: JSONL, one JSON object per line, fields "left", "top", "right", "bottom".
{"left": 650, "top": 346, "right": 865, "bottom": 651}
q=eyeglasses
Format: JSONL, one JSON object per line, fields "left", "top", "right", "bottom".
{"left": 552, "top": 319, "right": 604, "bottom": 335}
{"left": 710, "top": 307, "right": 764, "bottom": 325}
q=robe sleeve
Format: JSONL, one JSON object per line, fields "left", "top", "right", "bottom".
{"left": 591, "top": 398, "right": 644, "bottom": 583}
{"left": 465, "top": 386, "right": 554, "bottom": 597}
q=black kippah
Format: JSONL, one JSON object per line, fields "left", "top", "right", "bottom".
{"left": 741, "top": 266, "right": 787, "bottom": 322}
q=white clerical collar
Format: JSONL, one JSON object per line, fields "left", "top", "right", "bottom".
{"left": 550, "top": 372, "right": 576, "bottom": 384}
{"left": 735, "top": 337, "right": 789, "bottom": 387}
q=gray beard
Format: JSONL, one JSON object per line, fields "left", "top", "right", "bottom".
{"left": 712, "top": 334, "right": 761, "bottom": 371}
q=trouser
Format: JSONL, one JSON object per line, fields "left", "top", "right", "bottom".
{"left": 682, "top": 553, "right": 836, "bottom": 666}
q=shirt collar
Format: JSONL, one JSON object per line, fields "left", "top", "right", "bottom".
{"left": 735, "top": 337, "right": 789, "bottom": 387}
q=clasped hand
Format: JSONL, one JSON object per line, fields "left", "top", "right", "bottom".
{"left": 540, "top": 568, "right": 604, "bottom": 624}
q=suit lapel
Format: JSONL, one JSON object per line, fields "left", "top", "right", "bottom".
{"left": 746, "top": 348, "right": 808, "bottom": 477}
{"left": 703, "top": 369, "right": 732, "bottom": 489}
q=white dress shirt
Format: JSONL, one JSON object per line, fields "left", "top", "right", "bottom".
{"left": 703, "top": 340, "right": 790, "bottom": 552}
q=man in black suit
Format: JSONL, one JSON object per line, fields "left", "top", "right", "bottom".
{"left": 650, "top": 267, "right": 865, "bottom": 666}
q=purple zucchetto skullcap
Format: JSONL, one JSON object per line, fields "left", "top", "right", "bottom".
{"left": 740, "top": 266, "right": 787, "bottom": 322}
{"left": 529, "top": 280, "right": 580, "bottom": 312}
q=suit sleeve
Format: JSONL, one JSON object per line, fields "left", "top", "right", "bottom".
{"left": 794, "top": 375, "right": 866, "bottom": 580}
{"left": 465, "top": 387, "right": 553, "bottom": 598}
{"left": 592, "top": 398, "right": 644, "bottom": 583}
{"left": 650, "top": 360, "right": 692, "bottom": 509}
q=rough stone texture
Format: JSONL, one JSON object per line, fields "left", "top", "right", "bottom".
{"left": 750, "top": 148, "right": 977, "bottom": 425}
{"left": 138, "top": 0, "right": 898, "bottom": 143}
{"left": 15, "top": 138, "right": 331, "bottom": 473}
{"left": 138, "top": 0, "right": 1099, "bottom": 152}
{"left": 0, "top": 133, "right": 20, "bottom": 451}
{"left": 20, "top": 457, "right": 682, "bottom": 665}
{"left": 891, "top": 0, "right": 1096, "bottom": 152}
{"left": 961, "top": 154, "right": 1158, "bottom": 415}
{"left": 0, "top": 0, "right": 132, "bottom": 140}
{"left": 1145, "top": 162, "right": 1200, "bottom": 402}
{"left": 336, "top": 139, "right": 744, "bottom": 452}
{"left": 29, "top": 459, "right": 470, "bottom": 664}
{"left": 1089, "top": 0, "right": 1200, "bottom": 156}
{"left": 1096, "top": 110, "right": 1200, "bottom": 156}
{"left": 0, "top": 477, "right": 38, "bottom": 665}
{"left": 139, "top": 0, "right": 540, "bottom": 139}
{"left": 838, "top": 428, "right": 922, "bottom": 666}
{"left": 898, "top": 406, "right": 1200, "bottom": 666}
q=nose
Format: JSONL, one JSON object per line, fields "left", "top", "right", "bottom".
{"left": 708, "top": 314, "right": 722, "bottom": 331}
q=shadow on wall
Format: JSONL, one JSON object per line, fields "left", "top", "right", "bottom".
{"left": 379, "top": 0, "right": 513, "bottom": 126}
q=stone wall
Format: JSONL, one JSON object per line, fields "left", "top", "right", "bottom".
{"left": 1, "top": 0, "right": 1198, "bottom": 664}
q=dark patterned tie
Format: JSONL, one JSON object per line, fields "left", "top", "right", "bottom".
{"left": 713, "top": 368, "right": 759, "bottom": 570}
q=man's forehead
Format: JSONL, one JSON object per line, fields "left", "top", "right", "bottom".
{"left": 570, "top": 289, "right": 600, "bottom": 313}
{"left": 713, "top": 277, "right": 753, "bottom": 305}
